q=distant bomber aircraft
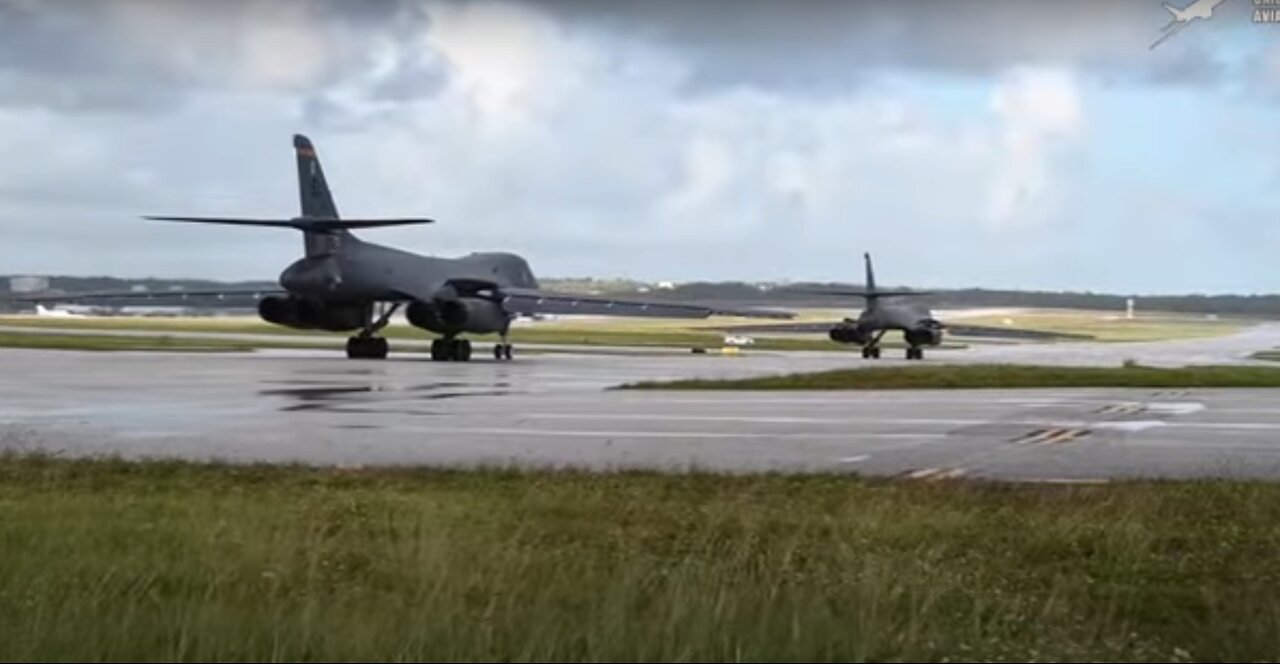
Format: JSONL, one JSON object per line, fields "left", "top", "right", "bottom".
{"left": 807, "top": 253, "right": 944, "bottom": 360}
{"left": 15, "top": 134, "right": 792, "bottom": 361}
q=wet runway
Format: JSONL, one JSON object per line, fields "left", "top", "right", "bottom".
{"left": 4, "top": 326, "right": 1280, "bottom": 481}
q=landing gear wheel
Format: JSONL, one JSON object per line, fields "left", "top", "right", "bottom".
{"left": 494, "top": 343, "right": 514, "bottom": 361}
{"left": 346, "top": 336, "right": 389, "bottom": 360}
{"left": 906, "top": 347, "right": 923, "bottom": 360}
{"left": 429, "top": 338, "right": 475, "bottom": 361}
{"left": 862, "top": 346, "right": 881, "bottom": 359}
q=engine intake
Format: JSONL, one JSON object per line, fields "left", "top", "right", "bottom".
{"left": 257, "top": 295, "right": 365, "bottom": 331}
{"left": 905, "top": 327, "right": 943, "bottom": 347}
{"left": 406, "top": 297, "right": 507, "bottom": 335}
{"left": 828, "top": 323, "right": 869, "bottom": 345}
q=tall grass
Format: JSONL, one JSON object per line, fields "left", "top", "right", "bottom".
{"left": 1, "top": 455, "right": 1278, "bottom": 661}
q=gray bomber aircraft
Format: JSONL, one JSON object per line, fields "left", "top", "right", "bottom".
{"left": 802, "top": 253, "right": 944, "bottom": 360}
{"left": 16, "top": 134, "right": 793, "bottom": 361}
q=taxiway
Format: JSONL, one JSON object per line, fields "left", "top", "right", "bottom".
{"left": 3, "top": 324, "right": 1280, "bottom": 481}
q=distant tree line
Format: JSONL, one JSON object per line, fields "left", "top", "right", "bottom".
{"left": 606, "top": 282, "right": 1280, "bottom": 318}
{"left": 4, "top": 275, "right": 1280, "bottom": 318}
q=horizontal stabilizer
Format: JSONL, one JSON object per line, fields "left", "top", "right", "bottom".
{"left": 143, "top": 215, "right": 434, "bottom": 230}
{"left": 791, "top": 288, "right": 933, "bottom": 298}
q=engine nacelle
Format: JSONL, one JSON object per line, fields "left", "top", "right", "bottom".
{"left": 406, "top": 297, "right": 507, "bottom": 335}
{"left": 257, "top": 295, "right": 365, "bottom": 332}
{"left": 828, "top": 323, "right": 869, "bottom": 345}
{"left": 905, "top": 327, "right": 943, "bottom": 347}
{"left": 258, "top": 295, "right": 299, "bottom": 328}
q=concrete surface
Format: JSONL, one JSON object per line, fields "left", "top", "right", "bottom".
{"left": 3, "top": 322, "right": 1280, "bottom": 481}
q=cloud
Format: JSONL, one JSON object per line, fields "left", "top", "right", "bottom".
{"left": 0, "top": 0, "right": 1274, "bottom": 295}
{"left": 0, "top": 0, "right": 445, "bottom": 113}
{"left": 0, "top": 0, "right": 1243, "bottom": 117}
{"left": 986, "top": 67, "right": 1086, "bottom": 228}
{"left": 525, "top": 0, "right": 1247, "bottom": 93}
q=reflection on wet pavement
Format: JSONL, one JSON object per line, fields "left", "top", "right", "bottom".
{"left": 259, "top": 379, "right": 522, "bottom": 414}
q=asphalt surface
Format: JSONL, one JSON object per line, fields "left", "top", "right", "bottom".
{"left": 4, "top": 323, "right": 1280, "bottom": 481}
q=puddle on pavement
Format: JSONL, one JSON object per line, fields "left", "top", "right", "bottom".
{"left": 259, "top": 386, "right": 378, "bottom": 399}
{"left": 262, "top": 381, "right": 522, "bottom": 414}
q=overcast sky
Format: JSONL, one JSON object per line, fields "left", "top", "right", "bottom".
{"left": 1, "top": 0, "right": 1277, "bottom": 294}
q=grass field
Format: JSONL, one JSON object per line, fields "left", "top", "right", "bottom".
{"left": 946, "top": 309, "right": 1249, "bottom": 342}
{"left": 0, "top": 314, "right": 877, "bottom": 352}
{"left": 0, "top": 331, "right": 290, "bottom": 353}
{"left": 621, "top": 363, "right": 1280, "bottom": 390}
{"left": 0, "top": 306, "right": 1248, "bottom": 354}
{"left": 1, "top": 454, "right": 1279, "bottom": 661}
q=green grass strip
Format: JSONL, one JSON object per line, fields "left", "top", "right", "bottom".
{"left": 0, "top": 453, "right": 1274, "bottom": 661}
{"left": 619, "top": 363, "right": 1280, "bottom": 390}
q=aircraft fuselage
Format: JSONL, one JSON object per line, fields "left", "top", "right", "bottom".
{"left": 828, "top": 299, "right": 944, "bottom": 350}
{"left": 265, "top": 235, "right": 542, "bottom": 337}
{"left": 279, "top": 235, "right": 539, "bottom": 303}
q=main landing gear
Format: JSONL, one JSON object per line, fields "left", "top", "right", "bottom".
{"left": 345, "top": 303, "right": 400, "bottom": 360}
{"left": 431, "top": 337, "right": 472, "bottom": 361}
{"left": 860, "top": 331, "right": 886, "bottom": 359}
{"left": 857, "top": 330, "right": 925, "bottom": 361}
{"left": 427, "top": 337, "right": 513, "bottom": 362}
{"left": 347, "top": 336, "right": 389, "bottom": 359}
{"left": 419, "top": 314, "right": 520, "bottom": 362}
{"left": 860, "top": 345, "right": 924, "bottom": 360}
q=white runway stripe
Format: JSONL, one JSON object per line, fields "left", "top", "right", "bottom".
{"left": 417, "top": 427, "right": 948, "bottom": 440}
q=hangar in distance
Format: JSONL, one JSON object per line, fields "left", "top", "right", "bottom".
{"left": 17, "top": 134, "right": 793, "bottom": 361}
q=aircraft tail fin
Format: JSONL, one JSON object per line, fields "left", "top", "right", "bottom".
{"left": 294, "top": 134, "right": 339, "bottom": 220}
{"left": 142, "top": 134, "right": 434, "bottom": 258}
{"left": 864, "top": 252, "right": 877, "bottom": 294}
{"left": 791, "top": 251, "right": 931, "bottom": 302}
{"left": 1163, "top": 2, "right": 1189, "bottom": 21}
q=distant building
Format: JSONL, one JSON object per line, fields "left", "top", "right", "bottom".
{"left": 9, "top": 276, "right": 48, "bottom": 293}
{"left": 657, "top": 281, "right": 675, "bottom": 290}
